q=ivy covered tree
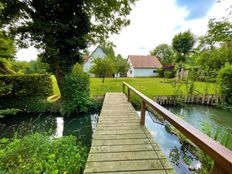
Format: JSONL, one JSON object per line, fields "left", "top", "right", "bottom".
{"left": 0, "top": 0, "right": 137, "bottom": 94}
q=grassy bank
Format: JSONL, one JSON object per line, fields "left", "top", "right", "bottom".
{"left": 90, "top": 78, "right": 217, "bottom": 98}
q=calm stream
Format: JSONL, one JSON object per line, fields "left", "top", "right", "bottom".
{"left": 138, "top": 104, "right": 232, "bottom": 174}
{"left": 0, "top": 104, "right": 231, "bottom": 174}
{"left": 0, "top": 113, "right": 99, "bottom": 146}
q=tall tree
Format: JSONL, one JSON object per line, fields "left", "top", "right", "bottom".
{"left": 150, "top": 44, "right": 174, "bottom": 65}
{"left": 0, "top": 0, "right": 137, "bottom": 94}
{"left": 172, "top": 30, "right": 195, "bottom": 80}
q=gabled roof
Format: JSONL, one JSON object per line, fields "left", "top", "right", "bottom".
{"left": 128, "top": 55, "right": 162, "bottom": 68}
{"left": 83, "top": 46, "right": 105, "bottom": 63}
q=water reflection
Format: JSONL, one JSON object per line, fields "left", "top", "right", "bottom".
{"left": 0, "top": 112, "right": 99, "bottom": 146}
{"left": 137, "top": 111, "right": 201, "bottom": 174}
{"left": 54, "top": 117, "right": 64, "bottom": 138}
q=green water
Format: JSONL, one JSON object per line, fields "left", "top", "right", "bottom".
{"left": 139, "top": 104, "right": 232, "bottom": 174}
{"left": 0, "top": 113, "right": 99, "bottom": 146}
{"left": 168, "top": 104, "right": 232, "bottom": 137}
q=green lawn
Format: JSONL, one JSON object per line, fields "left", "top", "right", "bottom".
{"left": 90, "top": 78, "right": 217, "bottom": 98}
{"left": 49, "top": 76, "right": 217, "bottom": 99}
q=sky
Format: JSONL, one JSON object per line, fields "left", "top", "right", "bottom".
{"left": 16, "top": 0, "right": 231, "bottom": 61}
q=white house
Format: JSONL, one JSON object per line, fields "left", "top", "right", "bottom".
{"left": 83, "top": 46, "right": 106, "bottom": 74}
{"left": 127, "top": 55, "right": 162, "bottom": 77}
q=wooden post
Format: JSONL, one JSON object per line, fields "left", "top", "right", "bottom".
{"left": 212, "top": 162, "right": 229, "bottom": 174}
{"left": 123, "top": 83, "right": 125, "bottom": 94}
{"left": 140, "top": 100, "right": 146, "bottom": 126}
{"left": 128, "top": 88, "right": 130, "bottom": 102}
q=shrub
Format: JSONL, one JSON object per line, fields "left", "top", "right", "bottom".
{"left": 218, "top": 65, "right": 232, "bottom": 103}
{"left": 0, "top": 74, "right": 53, "bottom": 112}
{"left": 61, "top": 64, "right": 90, "bottom": 115}
{"left": 0, "top": 133, "right": 87, "bottom": 174}
{"left": 164, "top": 71, "right": 175, "bottom": 78}
{"left": 157, "top": 68, "right": 164, "bottom": 77}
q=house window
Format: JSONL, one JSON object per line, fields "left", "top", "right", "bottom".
{"left": 130, "top": 70, "right": 132, "bottom": 74}
{"left": 153, "top": 69, "right": 157, "bottom": 73}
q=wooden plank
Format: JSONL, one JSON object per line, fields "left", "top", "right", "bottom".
{"left": 92, "top": 139, "right": 150, "bottom": 146}
{"left": 84, "top": 92, "right": 174, "bottom": 174}
{"left": 87, "top": 151, "right": 159, "bottom": 161}
{"left": 94, "top": 133, "right": 147, "bottom": 140}
{"left": 90, "top": 144, "right": 154, "bottom": 153}
{"left": 84, "top": 160, "right": 164, "bottom": 173}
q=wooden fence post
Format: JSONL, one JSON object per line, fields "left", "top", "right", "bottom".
{"left": 140, "top": 100, "right": 146, "bottom": 126}
{"left": 128, "top": 88, "right": 130, "bottom": 102}
{"left": 123, "top": 83, "right": 125, "bottom": 94}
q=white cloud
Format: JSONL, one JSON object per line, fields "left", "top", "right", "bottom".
{"left": 110, "top": 0, "right": 230, "bottom": 58}
{"left": 15, "top": 0, "right": 230, "bottom": 61}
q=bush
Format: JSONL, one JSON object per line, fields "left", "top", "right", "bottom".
{"left": 157, "top": 68, "right": 164, "bottom": 77}
{"left": 61, "top": 64, "right": 90, "bottom": 115}
{"left": 0, "top": 74, "right": 53, "bottom": 112}
{"left": 0, "top": 133, "right": 87, "bottom": 174}
{"left": 218, "top": 65, "right": 232, "bottom": 103}
{"left": 164, "top": 71, "right": 175, "bottom": 78}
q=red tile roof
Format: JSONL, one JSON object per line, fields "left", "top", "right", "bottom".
{"left": 128, "top": 55, "right": 162, "bottom": 68}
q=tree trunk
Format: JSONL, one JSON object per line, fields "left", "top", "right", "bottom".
{"left": 102, "top": 77, "right": 105, "bottom": 83}
{"left": 180, "top": 67, "right": 184, "bottom": 80}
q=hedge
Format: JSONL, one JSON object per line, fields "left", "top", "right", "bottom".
{"left": 0, "top": 74, "right": 53, "bottom": 112}
{"left": 0, "top": 74, "right": 52, "bottom": 98}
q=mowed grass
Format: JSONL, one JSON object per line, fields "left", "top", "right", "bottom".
{"left": 90, "top": 78, "right": 217, "bottom": 98}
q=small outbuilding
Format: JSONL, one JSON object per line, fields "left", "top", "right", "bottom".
{"left": 127, "top": 55, "right": 162, "bottom": 77}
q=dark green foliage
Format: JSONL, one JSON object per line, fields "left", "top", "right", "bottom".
{"left": 61, "top": 64, "right": 90, "bottom": 115}
{"left": 0, "top": 133, "right": 88, "bottom": 174}
{"left": 0, "top": 74, "right": 52, "bottom": 98}
{"left": 172, "top": 31, "right": 195, "bottom": 56}
{"left": 0, "top": 108, "right": 21, "bottom": 118}
{"left": 164, "top": 71, "right": 175, "bottom": 78}
{"left": 157, "top": 68, "right": 164, "bottom": 77}
{"left": 0, "top": 0, "right": 90, "bottom": 78}
{"left": 218, "top": 65, "right": 232, "bottom": 104}
{"left": 0, "top": 74, "right": 53, "bottom": 112}
{"left": 0, "top": 0, "right": 137, "bottom": 91}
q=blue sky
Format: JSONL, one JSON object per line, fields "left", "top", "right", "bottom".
{"left": 175, "top": 0, "right": 217, "bottom": 20}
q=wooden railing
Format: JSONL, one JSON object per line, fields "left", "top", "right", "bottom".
{"left": 122, "top": 81, "right": 232, "bottom": 174}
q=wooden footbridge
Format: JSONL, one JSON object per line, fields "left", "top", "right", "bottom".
{"left": 84, "top": 82, "right": 232, "bottom": 174}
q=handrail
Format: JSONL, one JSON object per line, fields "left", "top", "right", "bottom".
{"left": 122, "top": 81, "right": 232, "bottom": 174}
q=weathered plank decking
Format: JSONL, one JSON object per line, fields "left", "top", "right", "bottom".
{"left": 84, "top": 92, "right": 175, "bottom": 174}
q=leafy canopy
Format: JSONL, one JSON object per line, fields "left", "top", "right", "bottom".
{"left": 172, "top": 30, "right": 195, "bottom": 56}
{"left": 150, "top": 44, "right": 174, "bottom": 65}
{"left": 0, "top": 0, "right": 137, "bottom": 77}
{"left": 90, "top": 57, "right": 114, "bottom": 83}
